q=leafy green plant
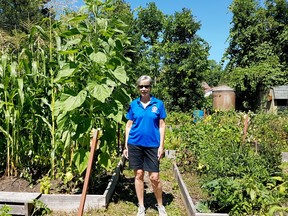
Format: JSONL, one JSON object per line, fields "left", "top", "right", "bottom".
{"left": 39, "top": 176, "right": 51, "bottom": 194}
{"left": 173, "top": 111, "right": 288, "bottom": 215}
{"left": 31, "top": 199, "right": 51, "bottom": 216}
{"left": 0, "top": 205, "right": 11, "bottom": 216}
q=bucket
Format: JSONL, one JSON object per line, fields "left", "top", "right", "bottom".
{"left": 193, "top": 110, "right": 204, "bottom": 122}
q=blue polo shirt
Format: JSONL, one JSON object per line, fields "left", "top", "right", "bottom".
{"left": 126, "top": 96, "right": 167, "bottom": 147}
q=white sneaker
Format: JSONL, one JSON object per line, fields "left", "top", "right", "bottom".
{"left": 156, "top": 204, "right": 167, "bottom": 216}
{"left": 137, "top": 205, "right": 145, "bottom": 216}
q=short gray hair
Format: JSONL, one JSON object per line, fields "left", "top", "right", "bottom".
{"left": 136, "top": 75, "right": 152, "bottom": 86}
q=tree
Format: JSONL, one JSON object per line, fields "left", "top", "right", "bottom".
{"left": 159, "top": 8, "right": 210, "bottom": 112}
{"left": 136, "top": 2, "right": 164, "bottom": 45}
{"left": 225, "top": 0, "right": 262, "bottom": 68}
{"left": 203, "top": 60, "right": 223, "bottom": 87}
{"left": 132, "top": 2, "right": 165, "bottom": 81}
{"left": 223, "top": 0, "right": 288, "bottom": 111}
{"left": 265, "top": 0, "right": 288, "bottom": 66}
{"left": 0, "top": 0, "right": 52, "bottom": 33}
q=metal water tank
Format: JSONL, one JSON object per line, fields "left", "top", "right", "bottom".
{"left": 212, "top": 85, "right": 236, "bottom": 111}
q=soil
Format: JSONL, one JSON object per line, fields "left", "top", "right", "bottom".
{"left": 0, "top": 176, "right": 41, "bottom": 193}
{"left": 0, "top": 174, "right": 111, "bottom": 195}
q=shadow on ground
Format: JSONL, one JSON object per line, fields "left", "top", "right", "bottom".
{"left": 110, "top": 173, "right": 174, "bottom": 210}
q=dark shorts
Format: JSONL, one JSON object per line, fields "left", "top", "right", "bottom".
{"left": 128, "top": 144, "right": 159, "bottom": 172}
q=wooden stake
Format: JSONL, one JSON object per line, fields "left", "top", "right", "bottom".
{"left": 78, "top": 129, "right": 100, "bottom": 216}
{"left": 242, "top": 114, "right": 249, "bottom": 143}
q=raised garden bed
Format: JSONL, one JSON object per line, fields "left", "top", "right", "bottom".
{"left": 0, "top": 156, "right": 125, "bottom": 215}
{"left": 172, "top": 163, "right": 229, "bottom": 216}
{"left": 0, "top": 192, "right": 41, "bottom": 216}
{"left": 1, "top": 151, "right": 229, "bottom": 216}
{"left": 40, "top": 156, "right": 125, "bottom": 212}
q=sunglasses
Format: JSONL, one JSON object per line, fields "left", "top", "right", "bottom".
{"left": 138, "top": 85, "right": 151, "bottom": 89}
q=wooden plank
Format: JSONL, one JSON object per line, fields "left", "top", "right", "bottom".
{"left": 0, "top": 203, "right": 34, "bottom": 216}
{"left": 103, "top": 156, "right": 125, "bottom": 205}
{"left": 0, "top": 203, "right": 25, "bottom": 215}
{"left": 0, "top": 192, "right": 41, "bottom": 203}
{"left": 25, "top": 203, "right": 34, "bottom": 216}
{"left": 173, "top": 163, "right": 196, "bottom": 216}
{"left": 39, "top": 194, "right": 106, "bottom": 212}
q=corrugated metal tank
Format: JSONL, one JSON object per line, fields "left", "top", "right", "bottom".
{"left": 212, "top": 85, "right": 235, "bottom": 111}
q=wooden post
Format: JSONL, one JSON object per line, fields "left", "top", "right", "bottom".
{"left": 78, "top": 129, "right": 100, "bottom": 216}
{"left": 242, "top": 114, "right": 249, "bottom": 143}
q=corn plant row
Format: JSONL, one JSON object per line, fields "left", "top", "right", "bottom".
{"left": 0, "top": 0, "right": 131, "bottom": 192}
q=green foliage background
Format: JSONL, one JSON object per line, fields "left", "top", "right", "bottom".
{"left": 167, "top": 111, "right": 288, "bottom": 215}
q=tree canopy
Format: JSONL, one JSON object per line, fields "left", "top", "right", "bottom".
{"left": 0, "top": 0, "right": 52, "bottom": 33}
{"left": 223, "top": 0, "right": 288, "bottom": 111}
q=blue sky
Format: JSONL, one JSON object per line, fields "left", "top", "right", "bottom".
{"left": 70, "top": 0, "right": 233, "bottom": 63}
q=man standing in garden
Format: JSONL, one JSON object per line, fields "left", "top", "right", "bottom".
{"left": 124, "top": 75, "right": 167, "bottom": 216}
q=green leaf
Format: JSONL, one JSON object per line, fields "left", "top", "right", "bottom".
{"left": 0, "top": 54, "right": 8, "bottom": 77}
{"left": 65, "top": 38, "right": 82, "bottom": 48}
{"left": 112, "top": 66, "right": 127, "bottom": 84}
{"left": 54, "top": 64, "right": 81, "bottom": 83}
{"left": 98, "top": 152, "right": 112, "bottom": 170}
{"left": 35, "top": 114, "right": 52, "bottom": 132}
{"left": 271, "top": 176, "right": 283, "bottom": 181}
{"left": 89, "top": 52, "right": 107, "bottom": 65}
{"left": 55, "top": 112, "right": 68, "bottom": 129}
{"left": 61, "top": 28, "right": 80, "bottom": 37}
{"left": 115, "top": 39, "right": 123, "bottom": 52}
{"left": 0, "top": 126, "right": 13, "bottom": 143}
{"left": 104, "top": 100, "right": 124, "bottom": 123}
{"left": 68, "top": 14, "right": 88, "bottom": 22}
{"left": 56, "top": 36, "right": 61, "bottom": 51}
{"left": 17, "top": 78, "right": 24, "bottom": 106}
{"left": 58, "top": 49, "right": 79, "bottom": 55}
{"left": 112, "top": 87, "right": 131, "bottom": 104}
{"left": 249, "top": 189, "right": 256, "bottom": 201}
{"left": 73, "top": 148, "right": 89, "bottom": 175}
{"left": 32, "top": 25, "right": 49, "bottom": 40}
{"left": 108, "top": 38, "right": 115, "bottom": 49}
{"left": 54, "top": 68, "right": 75, "bottom": 82}
{"left": 62, "top": 90, "right": 87, "bottom": 112}
{"left": 62, "top": 130, "right": 71, "bottom": 149}
{"left": 87, "top": 82, "right": 113, "bottom": 103}
{"left": 10, "top": 61, "right": 17, "bottom": 78}
{"left": 97, "top": 18, "right": 108, "bottom": 29}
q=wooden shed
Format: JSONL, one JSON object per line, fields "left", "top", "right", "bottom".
{"left": 267, "top": 85, "right": 288, "bottom": 113}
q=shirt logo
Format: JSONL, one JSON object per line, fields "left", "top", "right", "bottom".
{"left": 151, "top": 106, "right": 158, "bottom": 113}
